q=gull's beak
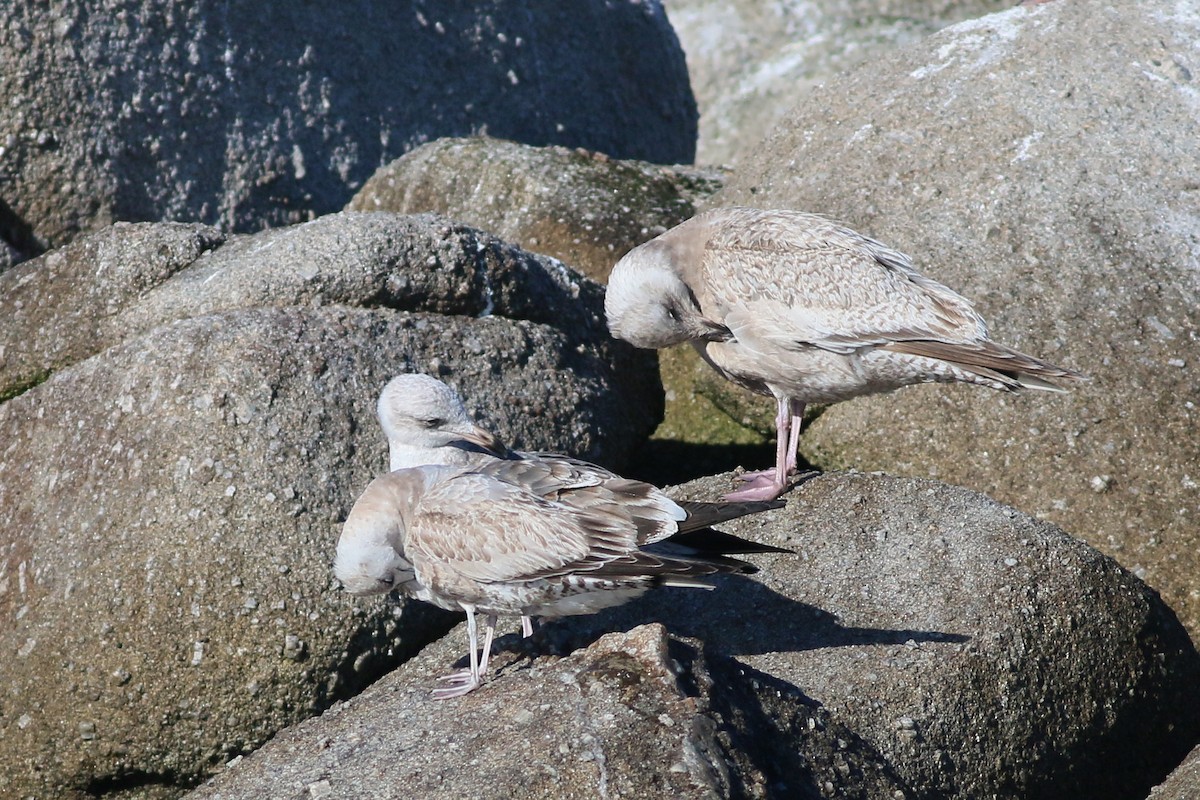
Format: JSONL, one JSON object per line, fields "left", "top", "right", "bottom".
{"left": 457, "top": 424, "right": 510, "bottom": 458}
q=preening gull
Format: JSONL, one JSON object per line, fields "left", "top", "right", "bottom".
{"left": 335, "top": 461, "right": 787, "bottom": 698}
{"left": 605, "top": 206, "right": 1085, "bottom": 501}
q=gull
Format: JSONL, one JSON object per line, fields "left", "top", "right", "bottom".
{"left": 605, "top": 206, "right": 1085, "bottom": 502}
{"left": 377, "top": 372, "right": 602, "bottom": 637}
{"left": 334, "top": 461, "right": 787, "bottom": 698}
{"left": 374, "top": 373, "right": 784, "bottom": 638}
{"left": 375, "top": 373, "right": 781, "bottom": 539}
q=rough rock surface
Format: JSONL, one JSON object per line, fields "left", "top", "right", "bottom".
{"left": 0, "top": 305, "right": 656, "bottom": 799}
{"left": 186, "top": 472, "right": 1200, "bottom": 800}
{"left": 347, "top": 136, "right": 725, "bottom": 282}
{"left": 714, "top": 0, "right": 1200, "bottom": 640}
{"left": 0, "top": 222, "right": 226, "bottom": 400}
{"left": 665, "top": 0, "right": 1009, "bottom": 165}
{"left": 0, "top": 211, "right": 661, "bottom": 466}
{"left": 0, "top": 211, "right": 662, "bottom": 797}
{"left": 0, "top": 0, "right": 696, "bottom": 253}
{"left": 1149, "top": 744, "right": 1200, "bottom": 800}
{"left": 190, "top": 624, "right": 773, "bottom": 800}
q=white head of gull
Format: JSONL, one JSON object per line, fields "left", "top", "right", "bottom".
{"left": 334, "top": 462, "right": 786, "bottom": 698}
{"left": 376, "top": 373, "right": 508, "bottom": 471}
{"left": 605, "top": 206, "right": 1085, "bottom": 502}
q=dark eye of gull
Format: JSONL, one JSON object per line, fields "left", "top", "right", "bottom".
{"left": 421, "top": 418, "right": 444, "bottom": 429}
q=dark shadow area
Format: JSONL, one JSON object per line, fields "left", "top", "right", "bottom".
{"left": 472, "top": 573, "right": 967, "bottom": 672}
{"left": 85, "top": 769, "right": 179, "bottom": 799}
{"left": 695, "top": 645, "right": 914, "bottom": 800}
{"left": 318, "top": 598, "right": 460, "bottom": 707}
{"left": 0, "top": 197, "right": 43, "bottom": 262}
{"left": 625, "top": 438, "right": 815, "bottom": 489}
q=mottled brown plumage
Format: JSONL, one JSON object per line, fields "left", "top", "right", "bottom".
{"left": 605, "top": 206, "right": 1084, "bottom": 500}
{"left": 334, "top": 462, "right": 785, "bottom": 698}
{"left": 374, "top": 373, "right": 785, "bottom": 638}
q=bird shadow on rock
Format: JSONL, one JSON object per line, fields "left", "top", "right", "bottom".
{"left": 625, "top": 439, "right": 815, "bottom": 489}
{"left": 472, "top": 573, "right": 967, "bottom": 672}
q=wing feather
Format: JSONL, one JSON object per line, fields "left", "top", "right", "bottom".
{"left": 407, "top": 472, "right": 602, "bottom": 584}
{"left": 694, "top": 208, "right": 987, "bottom": 349}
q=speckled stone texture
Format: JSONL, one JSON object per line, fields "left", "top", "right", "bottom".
{"left": 0, "top": 214, "right": 661, "bottom": 798}
{"left": 1149, "top": 744, "right": 1200, "bottom": 800}
{"left": 714, "top": 0, "right": 1200, "bottom": 642}
{"left": 665, "top": 0, "right": 1009, "bottom": 165}
{"left": 188, "top": 472, "right": 1199, "bottom": 800}
{"left": 0, "top": 212, "right": 661, "bottom": 465}
{"left": 190, "top": 625, "right": 757, "bottom": 800}
{"left": 0, "top": 0, "right": 696, "bottom": 253}
{"left": 347, "top": 137, "right": 726, "bottom": 282}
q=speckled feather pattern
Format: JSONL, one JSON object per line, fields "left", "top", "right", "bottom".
{"left": 606, "top": 206, "right": 1083, "bottom": 403}
{"left": 334, "top": 463, "right": 769, "bottom": 622}
{"left": 374, "top": 374, "right": 775, "bottom": 544}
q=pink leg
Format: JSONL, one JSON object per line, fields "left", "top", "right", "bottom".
{"left": 785, "top": 401, "right": 805, "bottom": 474}
{"left": 725, "top": 396, "right": 791, "bottom": 501}
{"left": 521, "top": 615, "right": 535, "bottom": 638}
{"left": 477, "top": 614, "right": 497, "bottom": 676}
{"left": 433, "top": 606, "right": 494, "bottom": 699}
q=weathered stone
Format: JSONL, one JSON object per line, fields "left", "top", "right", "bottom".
{"left": 715, "top": 0, "right": 1200, "bottom": 640}
{"left": 188, "top": 472, "right": 1200, "bottom": 800}
{"left": 189, "top": 625, "right": 757, "bottom": 800}
{"left": 1149, "top": 744, "right": 1200, "bottom": 800}
{"left": 0, "top": 222, "right": 225, "bottom": 400}
{"left": 0, "top": 204, "right": 663, "bottom": 798}
{"left": 0, "top": 0, "right": 696, "bottom": 250}
{"left": 0, "top": 300, "right": 657, "bottom": 798}
{"left": 667, "top": 0, "right": 1010, "bottom": 165}
{"left": 0, "top": 212, "right": 662, "bottom": 467}
{"left": 347, "top": 137, "right": 725, "bottom": 282}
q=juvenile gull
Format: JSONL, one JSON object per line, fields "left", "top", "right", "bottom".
{"left": 374, "top": 373, "right": 785, "bottom": 638}
{"left": 334, "top": 462, "right": 786, "bottom": 698}
{"left": 605, "top": 206, "right": 1085, "bottom": 501}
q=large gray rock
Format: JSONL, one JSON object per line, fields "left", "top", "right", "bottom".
{"left": 189, "top": 624, "right": 799, "bottom": 800}
{"left": 1, "top": 212, "right": 661, "bottom": 466}
{"left": 0, "top": 221, "right": 226, "bottom": 400}
{"left": 186, "top": 473, "right": 1200, "bottom": 800}
{"left": 347, "top": 137, "right": 726, "bottom": 282}
{"left": 665, "top": 0, "right": 1009, "bottom": 165}
{"left": 0, "top": 305, "right": 656, "bottom": 799}
{"left": 0, "top": 0, "right": 696, "bottom": 253}
{"left": 1149, "top": 745, "right": 1200, "bottom": 800}
{"left": 0, "top": 211, "right": 662, "bottom": 797}
{"left": 715, "top": 0, "right": 1200, "bottom": 641}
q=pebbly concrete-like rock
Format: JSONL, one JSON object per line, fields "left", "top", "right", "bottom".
{"left": 188, "top": 625, "right": 769, "bottom": 800}
{"left": 0, "top": 221, "right": 226, "bottom": 400}
{"left": 1148, "top": 744, "right": 1200, "bottom": 800}
{"left": 714, "top": 0, "right": 1200, "bottom": 640}
{"left": 0, "top": 301, "right": 657, "bottom": 799}
{"left": 347, "top": 136, "right": 726, "bottom": 282}
{"left": 0, "top": 0, "right": 696, "bottom": 252}
{"left": 0, "top": 211, "right": 661, "bottom": 467}
{"left": 187, "top": 472, "right": 1200, "bottom": 800}
{"left": 0, "top": 206, "right": 663, "bottom": 797}
{"left": 666, "top": 0, "right": 1009, "bottom": 166}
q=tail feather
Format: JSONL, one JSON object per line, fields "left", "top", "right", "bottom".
{"left": 676, "top": 498, "right": 785, "bottom": 532}
{"left": 884, "top": 339, "right": 1086, "bottom": 392}
{"left": 664, "top": 527, "right": 792, "bottom": 556}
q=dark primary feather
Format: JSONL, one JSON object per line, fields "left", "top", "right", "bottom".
{"left": 885, "top": 339, "right": 1087, "bottom": 392}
